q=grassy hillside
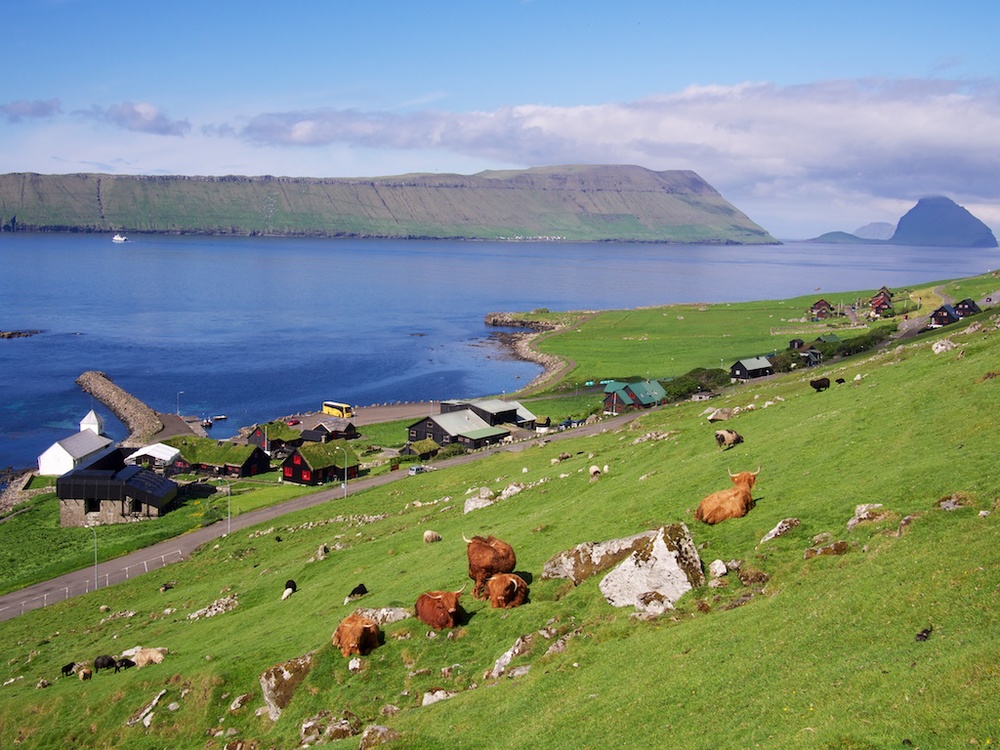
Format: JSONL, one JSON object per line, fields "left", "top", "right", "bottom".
{"left": 0, "top": 166, "right": 777, "bottom": 243}
{"left": 0, "top": 283, "right": 998, "bottom": 747}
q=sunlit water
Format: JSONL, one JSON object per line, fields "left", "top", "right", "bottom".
{"left": 1, "top": 233, "right": 996, "bottom": 468}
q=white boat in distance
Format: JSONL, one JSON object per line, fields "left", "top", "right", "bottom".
{"left": 112, "top": 233, "right": 129, "bottom": 243}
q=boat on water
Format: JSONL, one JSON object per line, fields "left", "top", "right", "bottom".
{"left": 112, "top": 233, "right": 129, "bottom": 243}
{"left": 212, "top": 415, "right": 228, "bottom": 421}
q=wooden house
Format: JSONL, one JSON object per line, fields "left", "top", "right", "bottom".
{"left": 400, "top": 438, "right": 441, "bottom": 459}
{"left": 300, "top": 416, "right": 359, "bottom": 442}
{"left": 57, "top": 464, "right": 179, "bottom": 527}
{"left": 167, "top": 437, "right": 271, "bottom": 478}
{"left": 929, "top": 305, "right": 960, "bottom": 328}
{"left": 281, "top": 440, "right": 360, "bottom": 486}
{"left": 730, "top": 356, "right": 774, "bottom": 382}
{"left": 407, "top": 410, "right": 509, "bottom": 450}
{"left": 246, "top": 421, "right": 303, "bottom": 454}
{"left": 954, "top": 298, "right": 982, "bottom": 318}
{"left": 602, "top": 380, "right": 667, "bottom": 415}
{"left": 809, "top": 299, "right": 835, "bottom": 319}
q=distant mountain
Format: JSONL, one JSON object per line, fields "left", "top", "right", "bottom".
{"left": 0, "top": 165, "right": 777, "bottom": 244}
{"left": 889, "top": 196, "right": 997, "bottom": 247}
{"left": 807, "top": 196, "right": 997, "bottom": 248}
{"left": 853, "top": 222, "right": 895, "bottom": 240}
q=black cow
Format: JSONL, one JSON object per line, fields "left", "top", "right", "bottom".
{"left": 61, "top": 662, "right": 76, "bottom": 677}
{"left": 93, "top": 654, "right": 116, "bottom": 673}
{"left": 810, "top": 377, "right": 831, "bottom": 392}
{"left": 343, "top": 583, "right": 368, "bottom": 605}
{"left": 115, "top": 658, "right": 136, "bottom": 672}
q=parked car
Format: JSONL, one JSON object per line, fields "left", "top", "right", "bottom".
{"left": 286, "top": 419, "right": 301, "bottom": 426}
{"left": 408, "top": 465, "right": 426, "bottom": 476}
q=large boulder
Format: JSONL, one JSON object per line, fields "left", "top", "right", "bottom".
{"left": 599, "top": 525, "right": 705, "bottom": 616}
{"left": 259, "top": 652, "right": 316, "bottom": 721}
{"left": 541, "top": 531, "right": 658, "bottom": 585}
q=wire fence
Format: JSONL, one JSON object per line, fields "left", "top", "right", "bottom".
{"left": 0, "top": 549, "right": 185, "bottom": 619}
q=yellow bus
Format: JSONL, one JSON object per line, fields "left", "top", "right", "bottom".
{"left": 321, "top": 401, "right": 355, "bottom": 418}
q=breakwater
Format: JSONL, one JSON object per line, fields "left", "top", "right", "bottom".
{"left": 75, "top": 371, "right": 162, "bottom": 447}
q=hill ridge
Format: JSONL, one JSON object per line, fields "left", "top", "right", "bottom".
{"left": 0, "top": 165, "right": 777, "bottom": 244}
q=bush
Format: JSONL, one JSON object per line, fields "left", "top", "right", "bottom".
{"left": 662, "top": 368, "right": 730, "bottom": 401}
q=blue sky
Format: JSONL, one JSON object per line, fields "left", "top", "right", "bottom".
{"left": 3, "top": 0, "right": 999, "bottom": 238}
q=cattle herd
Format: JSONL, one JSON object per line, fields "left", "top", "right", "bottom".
{"left": 61, "top": 653, "right": 140, "bottom": 681}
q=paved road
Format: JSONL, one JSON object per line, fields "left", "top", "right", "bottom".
{"left": 0, "top": 409, "right": 640, "bottom": 623}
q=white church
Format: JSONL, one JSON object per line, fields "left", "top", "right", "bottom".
{"left": 36, "top": 410, "right": 115, "bottom": 476}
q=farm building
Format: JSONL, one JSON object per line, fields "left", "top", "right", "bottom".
{"left": 57, "top": 464, "right": 179, "bottom": 527}
{"left": 730, "top": 357, "right": 774, "bottom": 382}
{"left": 166, "top": 437, "right": 271, "bottom": 478}
{"left": 407, "top": 410, "right": 510, "bottom": 450}
{"left": 125, "top": 443, "right": 181, "bottom": 473}
{"left": 440, "top": 398, "right": 537, "bottom": 430}
{"left": 300, "top": 415, "right": 359, "bottom": 443}
{"left": 602, "top": 380, "right": 667, "bottom": 415}
{"left": 281, "top": 440, "right": 360, "bottom": 486}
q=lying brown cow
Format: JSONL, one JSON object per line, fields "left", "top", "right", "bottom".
{"left": 332, "top": 612, "right": 381, "bottom": 657}
{"left": 714, "top": 429, "right": 743, "bottom": 450}
{"left": 694, "top": 467, "right": 761, "bottom": 525}
{"left": 485, "top": 573, "right": 529, "bottom": 609}
{"left": 414, "top": 587, "right": 465, "bottom": 630}
{"left": 464, "top": 534, "right": 516, "bottom": 600}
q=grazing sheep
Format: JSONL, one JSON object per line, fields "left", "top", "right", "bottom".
{"left": 423, "top": 529, "right": 442, "bottom": 543}
{"left": 282, "top": 579, "right": 297, "bottom": 600}
{"left": 344, "top": 583, "right": 368, "bottom": 606}
{"left": 61, "top": 662, "right": 77, "bottom": 678}
{"left": 114, "top": 658, "right": 136, "bottom": 672}
{"left": 589, "top": 465, "right": 601, "bottom": 482}
{"left": 78, "top": 668, "right": 92, "bottom": 681}
{"left": 93, "top": 654, "right": 115, "bottom": 673}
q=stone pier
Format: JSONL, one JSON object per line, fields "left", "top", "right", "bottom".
{"left": 75, "top": 371, "right": 163, "bottom": 447}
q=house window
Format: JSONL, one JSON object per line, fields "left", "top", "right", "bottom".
{"left": 283, "top": 466, "right": 293, "bottom": 477}
{"left": 302, "top": 470, "right": 311, "bottom": 482}
{"left": 293, "top": 454, "right": 301, "bottom": 465}
{"left": 85, "top": 498, "right": 100, "bottom": 514}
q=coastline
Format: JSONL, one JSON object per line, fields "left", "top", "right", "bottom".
{"left": 485, "top": 312, "right": 574, "bottom": 394}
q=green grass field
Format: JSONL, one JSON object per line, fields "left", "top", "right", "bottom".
{"left": 1, "top": 273, "right": 998, "bottom": 749}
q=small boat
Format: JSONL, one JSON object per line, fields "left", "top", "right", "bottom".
{"left": 201, "top": 418, "right": 214, "bottom": 428}
{"left": 212, "top": 414, "right": 228, "bottom": 421}
{"left": 112, "top": 233, "right": 129, "bottom": 243}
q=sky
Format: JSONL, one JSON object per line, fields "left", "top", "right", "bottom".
{"left": 3, "top": 0, "right": 999, "bottom": 239}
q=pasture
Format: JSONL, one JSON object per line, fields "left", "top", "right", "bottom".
{"left": 1, "top": 275, "right": 998, "bottom": 748}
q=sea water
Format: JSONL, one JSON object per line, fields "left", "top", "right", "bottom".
{"left": 1, "top": 232, "right": 996, "bottom": 469}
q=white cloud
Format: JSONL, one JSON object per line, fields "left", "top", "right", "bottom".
{"left": 80, "top": 101, "right": 191, "bottom": 136}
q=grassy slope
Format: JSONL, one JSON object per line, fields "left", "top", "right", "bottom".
{"left": 0, "top": 168, "right": 776, "bottom": 243}
{"left": 1, "top": 278, "right": 998, "bottom": 749}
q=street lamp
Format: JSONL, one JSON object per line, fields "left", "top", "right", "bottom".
{"left": 87, "top": 525, "right": 98, "bottom": 591}
{"left": 336, "top": 444, "right": 348, "bottom": 499}
{"left": 176, "top": 390, "right": 184, "bottom": 416}
{"left": 220, "top": 479, "right": 232, "bottom": 535}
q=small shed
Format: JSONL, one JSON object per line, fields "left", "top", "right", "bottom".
{"left": 125, "top": 443, "right": 182, "bottom": 472}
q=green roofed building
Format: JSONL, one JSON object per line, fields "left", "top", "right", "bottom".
{"left": 407, "top": 410, "right": 510, "bottom": 450}
{"left": 602, "top": 380, "right": 667, "bottom": 415}
{"left": 165, "top": 436, "right": 271, "bottom": 477}
{"left": 281, "top": 440, "right": 361, "bottom": 486}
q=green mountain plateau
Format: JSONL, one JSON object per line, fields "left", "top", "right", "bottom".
{"left": 0, "top": 165, "right": 777, "bottom": 244}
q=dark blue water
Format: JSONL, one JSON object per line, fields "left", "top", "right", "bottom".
{"left": 2, "top": 233, "right": 996, "bottom": 469}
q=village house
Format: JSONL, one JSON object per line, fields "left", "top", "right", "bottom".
{"left": 407, "top": 410, "right": 510, "bottom": 450}
{"left": 57, "top": 463, "right": 179, "bottom": 527}
{"left": 602, "top": 380, "right": 667, "bottom": 415}
{"left": 125, "top": 443, "right": 182, "bottom": 473}
{"left": 167, "top": 437, "right": 271, "bottom": 478}
{"left": 954, "top": 298, "right": 982, "bottom": 318}
{"left": 730, "top": 357, "right": 774, "bottom": 382}
{"left": 808, "top": 299, "right": 835, "bottom": 319}
{"left": 280, "top": 440, "right": 360, "bottom": 486}
{"left": 929, "top": 304, "right": 960, "bottom": 328}
{"left": 299, "top": 415, "right": 359, "bottom": 443}
{"left": 246, "top": 421, "right": 303, "bottom": 455}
